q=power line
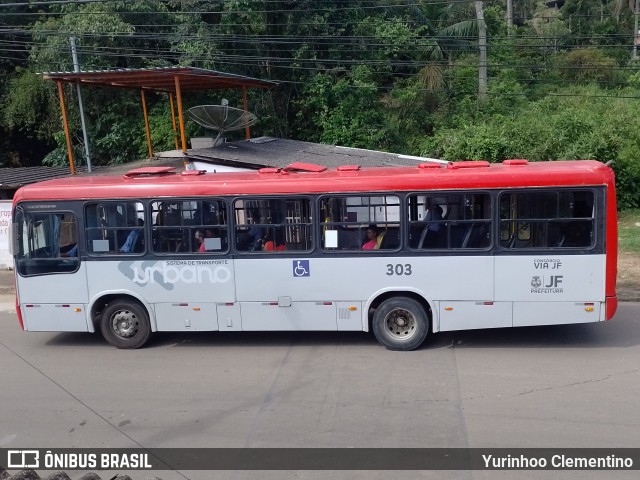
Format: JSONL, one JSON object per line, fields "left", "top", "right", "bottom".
{"left": 0, "top": 1, "right": 468, "bottom": 12}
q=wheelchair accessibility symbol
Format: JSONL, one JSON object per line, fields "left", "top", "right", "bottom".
{"left": 293, "top": 260, "right": 310, "bottom": 277}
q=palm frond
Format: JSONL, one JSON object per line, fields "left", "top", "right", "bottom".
{"left": 437, "top": 19, "right": 477, "bottom": 38}
{"left": 418, "top": 65, "right": 445, "bottom": 92}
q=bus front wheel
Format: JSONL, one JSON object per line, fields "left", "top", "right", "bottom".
{"left": 100, "top": 299, "right": 151, "bottom": 349}
{"left": 372, "top": 297, "right": 429, "bottom": 351}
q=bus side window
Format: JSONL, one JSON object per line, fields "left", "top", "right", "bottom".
{"left": 15, "top": 211, "right": 79, "bottom": 276}
{"left": 499, "top": 190, "right": 595, "bottom": 250}
{"left": 152, "top": 199, "right": 228, "bottom": 254}
{"left": 85, "top": 202, "right": 145, "bottom": 255}
{"left": 235, "top": 198, "right": 312, "bottom": 253}
{"left": 408, "top": 193, "right": 490, "bottom": 250}
{"left": 321, "top": 195, "right": 400, "bottom": 251}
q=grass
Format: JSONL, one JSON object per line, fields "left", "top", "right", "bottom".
{"left": 618, "top": 209, "right": 640, "bottom": 254}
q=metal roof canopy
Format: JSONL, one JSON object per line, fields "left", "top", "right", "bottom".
{"left": 43, "top": 66, "right": 278, "bottom": 175}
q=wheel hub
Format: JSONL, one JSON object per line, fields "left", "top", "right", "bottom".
{"left": 112, "top": 310, "right": 138, "bottom": 338}
{"left": 386, "top": 309, "right": 416, "bottom": 339}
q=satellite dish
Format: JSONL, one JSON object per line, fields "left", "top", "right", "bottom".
{"left": 187, "top": 102, "right": 258, "bottom": 146}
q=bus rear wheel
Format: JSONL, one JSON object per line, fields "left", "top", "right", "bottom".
{"left": 100, "top": 299, "right": 151, "bottom": 349}
{"left": 372, "top": 297, "right": 429, "bottom": 351}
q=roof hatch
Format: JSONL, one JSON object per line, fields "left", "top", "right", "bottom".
{"left": 282, "top": 162, "right": 327, "bottom": 173}
{"left": 123, "top": 166, "right": 176, "bottom": 178}
{"left": 447, "top": 161, "right": 490, "bottom": 170}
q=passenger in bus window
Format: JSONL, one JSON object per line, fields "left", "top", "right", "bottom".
{"left": 263, "top": 227, "right": 286, "bottom": 251}
{"left": 362, "top": 225, "right": 380, "bottom": 250}
{"left": 61, "top": 244, "right": 78, "bottom": 257}
{"left": 420, "top": 202, "right": 444, "bottom": 248}
{"left": 424, "top": 202, "right": 443, "bottom": 230}
{"left": 120, "top": 219, "right": 144, "bottom": 253}
{"left": 264, "top": 241, "right": 286, "bottom": 251}
{"left": 247, "top": 209, "right": 265, "bottom": 250}
{"left": 194, "top": 230, "right": 208, "bottom": 252}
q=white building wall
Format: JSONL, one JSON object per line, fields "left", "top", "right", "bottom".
{"left": 0, "top": 201, "right": 12, "bottom": 268}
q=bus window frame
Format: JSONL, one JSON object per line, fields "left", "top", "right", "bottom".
{"left": 496, "top": 187, "right": 601, "bottom": 252}
{"left": 14, "top": 207, "right": 81, "bottom": 277}
{"left": 150, "top": 197, "right": 230, "bottom": 256}
{"left": 318, "top": 193, "right": 403, "bottom": 253}
{"left": 84, "top": 199, "right": 147, "bottom": 257}
{"left": 406, "top": 190, "right": 493, "bottom": 252}
{"left": 232, "top": 195, "right": 315, "bottom": 254}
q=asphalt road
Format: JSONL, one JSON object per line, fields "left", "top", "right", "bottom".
{"left": 0, "top": 297, "right": 639, "bottom": 480}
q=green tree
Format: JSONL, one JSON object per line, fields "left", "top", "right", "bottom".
{"left": 294, "top": 65, "right": 399, "bottom": 150}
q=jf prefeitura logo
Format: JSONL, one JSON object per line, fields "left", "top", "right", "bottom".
{"left": 531, "top": 258, "right": 564, "bottom": 294}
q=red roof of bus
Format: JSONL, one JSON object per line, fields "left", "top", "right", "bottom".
{"left": 12, "top": 160, "right": 614, "bottom": 204}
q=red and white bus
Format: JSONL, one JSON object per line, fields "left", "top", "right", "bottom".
{"left": 10, "top": 159, "right": 617, "bottom": 350}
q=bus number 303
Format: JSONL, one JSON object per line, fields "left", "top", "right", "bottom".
{"left": 386, "top": 264, "right": 412, "bottom": 276}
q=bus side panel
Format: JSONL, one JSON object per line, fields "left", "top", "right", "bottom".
{"left": 495, "top": 254, "right": 606, "bottom": 327}
{"left": 217, "top": 303, "right": 242, "bottom": 331}
{"left": 234, "top": 257, "right": 493, "bottom": 302}
{"left": 17, "top": 265, "right": 89, "bottom": 304}
{"left": 240, "top": 301, "right": 337, "bottom": 331}
{"left": 17, "top": 264, "right": 90, "bottom": 332}
{"left": 438, "top": 301, "right": 512, "bottom": 331}
{"left": 234, "top": 256, "right": 494, "bottom": 331}
{"left": 513, "top": 302, "right": 601, "bottom": 327}
{"left": 155, "top": 302, "right": 218, "bottom": 331}
{"left": 86, "top": 260, "right": 236, "bottom": 331}
{"left": 494, "top": 255, "right": 606, "bottom": 303}
{"left": 21, "top": 303, "right": 89, "bottom": 332}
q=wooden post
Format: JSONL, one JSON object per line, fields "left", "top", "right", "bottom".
{"left": 169, "top": 93, "right": 179, "bottom": 150}
{"left": 141, "top": 90, "right": 153, "bottom": 158}
{"left": 56, "top": 80, "right": 76, "bottom": 176}
{"left": 242, "top": 85, "right": 250, "bottom": 140}
{"left": 174, "top": 75, "right": 187, "bottom": 153}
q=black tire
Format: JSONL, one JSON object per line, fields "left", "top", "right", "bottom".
{"left": 100, "top": 299, "right": 151, "bottom": 349}
{"left": 372, "top": 297, "right": 429, "bottom": 351}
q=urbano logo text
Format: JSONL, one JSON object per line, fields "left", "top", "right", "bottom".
{"left": 132, "top": 262, "right": 231, "bottom": 285}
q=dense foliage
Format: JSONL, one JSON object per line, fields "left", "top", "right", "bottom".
{"left": 1, "top": 0, "right": 639, "bottom": 207}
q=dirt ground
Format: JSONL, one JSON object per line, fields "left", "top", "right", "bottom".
{"left": 617, "top": 251, "right": 640, "bottom": 301}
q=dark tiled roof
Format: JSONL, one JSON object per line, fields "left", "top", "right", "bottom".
{"left": 0, "top": 166, "right": 74, "bottom": 189}
{"left": 187, "top": 137, "right": 426, "bottom": 170}
{"left": 0, "top": 138, "right": 429, "bottom": 191}
{"left": 0, "top": 158, "right": 186, "bottom": 190}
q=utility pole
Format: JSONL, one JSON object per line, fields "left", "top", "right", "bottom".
{"left": 70, "top": 36, "right": 92, "bottom": 172}
{"left": 475, "top": 1, "right": 488, "bottom": 102}
{"left": 633, "top": 0, "right": 640, "bottom": 61}
{"left": 506, "top": 0, "right": 513, "bottom": 33}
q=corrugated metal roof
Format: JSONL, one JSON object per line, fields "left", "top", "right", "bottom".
{"left": 41, "top": 66, "right": 278, "bottom": 93}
